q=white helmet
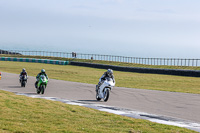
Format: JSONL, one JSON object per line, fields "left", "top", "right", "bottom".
{"left": 107, "top": 69, "right": 113, "bottom": 75}
{"left": 41, "top": 69, "right": 45, "bottom": 73}
{"left": 22, "top": 68, "right": 26, "bottom": 72}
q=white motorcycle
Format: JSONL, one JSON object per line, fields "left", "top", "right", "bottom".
{"left": 96, "top": 77, "right": 115, "bottom": 102}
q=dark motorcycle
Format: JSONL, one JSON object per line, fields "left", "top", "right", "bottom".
{"left": 20, "top": 75, "right": 27, "bottom": 87}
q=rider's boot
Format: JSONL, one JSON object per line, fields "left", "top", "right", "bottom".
{"left": 96, "top": 85, "right": 99, "bottom": 93}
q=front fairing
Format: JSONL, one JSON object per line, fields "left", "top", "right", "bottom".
{"left": 38, "top": 75, "right": 48, "bottom": 87}
{"left": 98, "top": 78, "right": 115, "bottom": 98}
{"left": 21, "top": 75, "right": 27, "bottom": 81}
{"left": 104, "top": 78, "right": 115, "bottom": 87}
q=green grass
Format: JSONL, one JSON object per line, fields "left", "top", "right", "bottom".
{"left": 1, "top": 61, "right": 200, "bottom": 94}
{"left": 0, "top": 56, "right": 199, "bottom": 132}
{"left": 1, "top": 54, "right": 200, "bottom": 70}
{"left": 0, "top": 90, "right": 197, "bottom": 133}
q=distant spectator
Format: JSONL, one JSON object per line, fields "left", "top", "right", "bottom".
{"left": 72, "top": 52, "right": 77, "bottom": 58}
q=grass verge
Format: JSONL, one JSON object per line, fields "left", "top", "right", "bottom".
{"left": 0, "top": 90, "right": 197, "bottom": 133}
{"left": 1, "top": 61, "right": 200, "bottom": 94}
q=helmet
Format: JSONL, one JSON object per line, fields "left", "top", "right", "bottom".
{"left": 41, "top": 69, "right": 45, "bottom": 73}
{"left": 107, "top": 69, "right": 113, "bottom": 75}
{"left": 22, "top": 68, "right": 26, "bottom": 72}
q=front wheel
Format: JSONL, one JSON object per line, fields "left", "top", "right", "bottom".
{"left": 21, "top": 80, "right": 25, "bottom": 87}
{"left": 103, "top": 89, "right": 109, "bottom": 102}
{"left": 41, "top": 85, "right": 45, "bottom": 94}
{"left": 23, "top": 81, "right": 26, "bottom": 87}
{"left": 21, "top": 81, "right": 23, "bottom": 87}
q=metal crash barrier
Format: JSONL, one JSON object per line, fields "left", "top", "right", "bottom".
{"left": 0, "top": 57, "right": 69, "bottom": 65}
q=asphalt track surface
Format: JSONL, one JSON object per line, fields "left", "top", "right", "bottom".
{"left": 1, "top": 72, "right": 200, "bottom": 128}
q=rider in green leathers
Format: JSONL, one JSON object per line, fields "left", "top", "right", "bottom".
{"left": 35, "top": 69, "right": 48, "bottom": 88}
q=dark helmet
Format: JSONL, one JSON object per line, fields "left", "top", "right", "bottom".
{"left": 22, "top": 68, "right": 26, "bottom": 72}
{"left": 41, "top": 69, "right": 45, "bottom": 73}
{"left": 107, "top": 69, "right": 113, "bottom": 75}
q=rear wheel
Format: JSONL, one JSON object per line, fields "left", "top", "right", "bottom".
{"left": 96, "top": 91, "right": 101, "bottom": 101}
{"left": 37, "top": 88, "right": 40, "bottom": 94}
{"left": 96, "top": 95, "right": 101, "bottom": 101}
{"left": 103, "top": 89, "right": 109, "bottom": 102}
{"left": 96, "top": 86, "right": 101, "bottom": 101}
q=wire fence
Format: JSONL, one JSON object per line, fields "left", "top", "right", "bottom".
{"left": 1, "top": 50, "right": 200, "bottom": 67}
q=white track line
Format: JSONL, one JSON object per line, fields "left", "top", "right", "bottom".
{"left": 16, "top": 93, "right": 200, "bottom": 132}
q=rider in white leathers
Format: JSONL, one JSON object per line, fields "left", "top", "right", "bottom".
{"left": 97, "top": 69, "right": 115, "bottom": 91}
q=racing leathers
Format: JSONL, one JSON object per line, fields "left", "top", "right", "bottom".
{"left": 97, "top": 71, "right": 115, "bottom": 89}
{"left": 19, "top": 71, "right": 28, "bottom": 83}
{"left": 35, "top": 72, "right": 48, "bottom": 88}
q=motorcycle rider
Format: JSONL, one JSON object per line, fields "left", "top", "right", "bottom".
{"left": 19, "top": 68, "right": 28, "bottom": 83}
{"left": 97, "top": 69, "right": 115, "bottom": 91}
{"left": 35, "top": 69, "right": 48, "bottom": 88}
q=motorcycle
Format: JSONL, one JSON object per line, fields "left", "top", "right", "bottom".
{"left": 20, "top": 75, "right": 27, "bottom": 87}
{"left": 96, "top": 77, "right": 115, "bottom": 102}
{"left": 36, "top": 75, "right": 48, "bottom": 94}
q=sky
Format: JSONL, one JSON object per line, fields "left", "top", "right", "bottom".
{"left": 0, "top": 0, "right": 200, "bottom": 58}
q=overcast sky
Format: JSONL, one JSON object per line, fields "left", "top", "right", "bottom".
{"left": 0, "top": 0, "right": 200, "bottom": 58}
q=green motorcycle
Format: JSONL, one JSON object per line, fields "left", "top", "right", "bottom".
{"left": 36, "top": 75, "right": 48, "bottom": 94}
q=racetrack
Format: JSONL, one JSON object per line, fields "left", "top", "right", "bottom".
{"left": 1, "top": 72, "right": 200, "bottom": 126}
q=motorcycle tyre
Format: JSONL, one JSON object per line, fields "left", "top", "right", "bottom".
{"left": 23, "top": 81, "right": 26, "bottom": 87}
{"left": 37, "top": 88, "right": 40, "bottom": 94}
{"left": 41, "top": 85, "right": 45, "bottom": 94}
{"left": 103, "top": 89, "right": 109, "bottom": 102}
{"left": 21, "top": 80, "right": 25, "bottom": 87}
{"left": 21, "top": 81, "right": 23, "bottom": 87}
{"left": 96, "top": 93, "right": 101, "bottom": 101}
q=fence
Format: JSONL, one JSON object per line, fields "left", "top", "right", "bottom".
{"left": 1, "top": 50, "right": 200, "bottom": 67}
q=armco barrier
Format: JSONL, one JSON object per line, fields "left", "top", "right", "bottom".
{"left": 70, "top": 61, "right": 200, "bottom": 77}
{"left": 0, "top": 57, "right": 69, "bottom": 65}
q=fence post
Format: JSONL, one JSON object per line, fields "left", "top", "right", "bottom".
{"left": 135, "top": 57, "right": 137, "bottom": 64}
{"left": 177, "top": 59, "right": 179, "bottom": 66}
{"left": 192, "top": 59, "right": 194, "bottom": 67}
{"left": 181, "top": 59, "right": 182, "bottom": 66}
{"left": 188, "top": 59, "right": 190, "bottom": 66}
{"left": 196, "top": 59, "right": 198, "bottom": 67}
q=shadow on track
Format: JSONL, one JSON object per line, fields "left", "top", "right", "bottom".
{"left": 78, "top": 100, "right": 102, "bottom": 102}
{"left": 8, "top": 86, "right": 22, "bottom": 88}
{"left": 21, "top": 93, "right": 38, "bottom": 95}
